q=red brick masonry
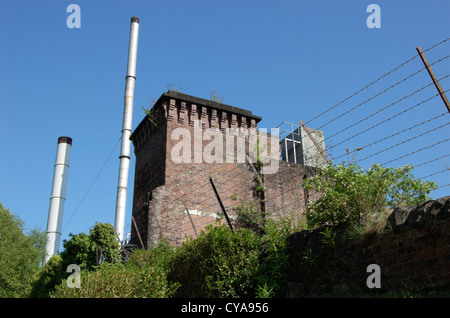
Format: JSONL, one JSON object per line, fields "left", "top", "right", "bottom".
{"left": 130, "top": 91, "right": 320, "bottom": 248}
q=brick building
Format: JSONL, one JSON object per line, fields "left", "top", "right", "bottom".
{"left": 130, "top": 90, "right": 320, "bottom": 248}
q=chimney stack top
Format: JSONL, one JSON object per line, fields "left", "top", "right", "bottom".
{"left": 58, "top": 136, "right": 72, "bottom": 145}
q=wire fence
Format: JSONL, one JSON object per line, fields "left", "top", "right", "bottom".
{"left": 302, "top": 37, "right": 450, "bottom": 197}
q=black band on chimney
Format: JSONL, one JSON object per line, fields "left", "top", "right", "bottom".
{"left": 131, "top": 17, "right": 139, "bottom": 24}
{"left": 58, "top": 136, "right": 72, "bottom": 145}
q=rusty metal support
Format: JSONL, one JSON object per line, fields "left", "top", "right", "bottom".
{"left": 416, "top": 46, "right": 450, "bottom": 114}
{"left": 132, "top": 216, "right": 145, "bottom": 249}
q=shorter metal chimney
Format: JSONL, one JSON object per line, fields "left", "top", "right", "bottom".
{"left": 45, "top": 136, "right": 72, "bottom": 263}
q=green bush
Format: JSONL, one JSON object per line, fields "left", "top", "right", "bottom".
{"left": 0, "top": 203, "right": 45, "bottom": 297}
{"left": 168, "top": 224, "right": 260, "bottom": 298}
{"left": 52, "top": 263, "right": 174, "bottom": 298}
{"left": 303, "top": 162, "right": 437, "bottom": 228}
{"left": 49, "top": 218, "right": 299, "bottom": 298}
{"left": 255, "top": 219, "right": 291, "bottom": 298}
{"left": 127, "top": 240, "right": 176, "bottom": 277}
{"left": 233, "top": 196, "right": 267, "bottom": 235}
{"left": 29, "top": 255, "right": 65, "bottom": 298}
{"left": 233, "top": 196, "right": 304, "bottom": 297}
{"left": 52, "top": 242, "right": 179, "bottom": 298}
{"left": 60, "top": 222, "right": 121, "bottom": 272}
{"left": 88, "top": 222, "right": 121, "bottom": 264}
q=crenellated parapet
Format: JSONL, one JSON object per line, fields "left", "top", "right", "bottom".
{"left": 131, "top": 90, "right": 261, "bottom": 154}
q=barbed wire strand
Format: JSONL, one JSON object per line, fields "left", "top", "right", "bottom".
{"left": 332, "top": 112, "right": 449, "bottom": 161}
{"left": 316, "top": 55, "right": 450, "bottom": 132}
{"left": 327, "top": 89, "right": 449, "bottom": 159}
{"left": 354, "top": 122, "right": 450, "bottom": 163}
{"left": 305, "top": 37, "right": 450, "bottom": 126}
{"left": 415, "top": 153, "right": 450, "bottom": 168}
{"left": 326, "top": 72, "right": 450, "bottom": 145}
{"left": 381, "top": 137, "right": 450, "bottom": 166}
{"left": 296, "top": 73, "right": 450, "bottom": 159}
{"left": 419, "top": 168, "right": 450, "bottom": 180}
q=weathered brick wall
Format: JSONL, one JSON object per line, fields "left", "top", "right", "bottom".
{"left": 130, "top": 91, "right": 321, "bottom": 248}
{"left": 158, "top": 162, "right": 257, "bottom": 246}
{"left": 287, "top": 196, "right": 450, "bottom": 296}
{"left": 130, "top": 118, "right": 167, "bottom": 248}
{"left": 264, "top": 161, "right": 321, "bottom": 223}
{"left": 367, "top": 222, "right": 450, "bottom": 291}
{"left": 369, "top": 197, "right": 450, "bottom": 291}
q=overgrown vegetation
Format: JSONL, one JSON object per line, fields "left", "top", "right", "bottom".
{"left": 168, "top": 224, "right": 260, "bottom": 298}
{"left": 0, "top": 203, "right": 46, "bottom": 297}
{"left": 59, "top": 222, "right": 121, "bottom": 272}
{"left": 49, "top": 220, "right": 293, "bottom": 298}
{"left": 141, "top": 105, "right": 162, "bottom": 129}
{"left": 28, "top": 222, "right": 123, "bottom": 297}
{"left": 303, "top": 162, "right": 437, "bottom": 230}
{"left": 52, "top": 245, "right": 178, "bottom": 298}
{"left": 210, "top": 90, "right": 224, "bottom": 103}
{"left": 40, "top": 205, "right": 297, "bottom": 298}
{"left": 0, "top": 160, "right": 441, "bottom": 298}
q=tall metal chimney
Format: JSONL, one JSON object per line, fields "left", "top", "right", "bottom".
{"left": 45, "top": 136, "right": 72, "bottom": 263}
{"left": 114, "top": 17, "right": 139, "bottom": 243}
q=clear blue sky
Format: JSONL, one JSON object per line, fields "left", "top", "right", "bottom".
{"left": 1, "top": 1, "right": 449, "bottom": 251}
